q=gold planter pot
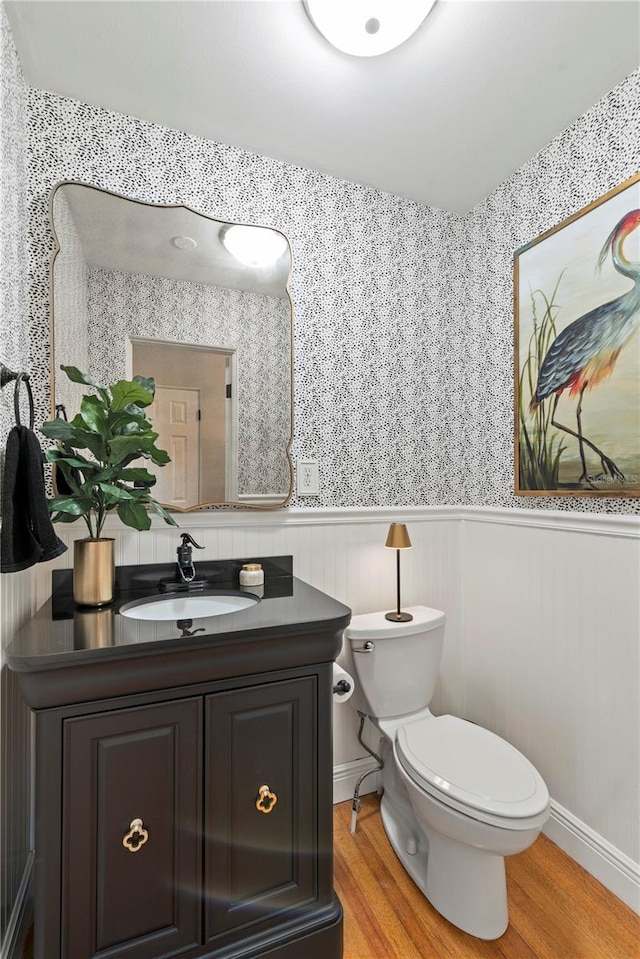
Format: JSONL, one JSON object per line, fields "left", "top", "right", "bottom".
{"left": 73, "top": 538, "right": 115, "bottom": 607}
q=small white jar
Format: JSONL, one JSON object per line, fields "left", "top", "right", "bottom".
{"left": 239, "top": 563, "right": 264, "bottom": 587}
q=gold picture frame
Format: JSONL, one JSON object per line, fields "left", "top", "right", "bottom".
{"left": 514, "top": 173, "right": 640, "bottom": 497}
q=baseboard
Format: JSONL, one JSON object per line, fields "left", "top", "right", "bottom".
{"left": 333, "top": 757, "right": 380, "bottom": 805}
{"left": 332, "top": 776, "right": 640, "bottom": 915}
{"left": 1, "top": 850, "right": 34, "bottom": 959}
{"left": 544, "top": 800, "right": 640, "bottom": 915}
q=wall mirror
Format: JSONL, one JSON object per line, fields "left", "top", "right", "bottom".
{"left": 50, "top": 182, "right": 293, "bottom": 510}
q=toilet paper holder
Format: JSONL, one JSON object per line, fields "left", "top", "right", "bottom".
{"left": 331, "top": 663, "right": 354, "bottom": 701}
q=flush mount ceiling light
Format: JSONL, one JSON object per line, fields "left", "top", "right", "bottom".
{"left": 222, "top": 225, "right": 288, "bottom": 268}
{"left": 303, "top": 0, "right": 436, "bottom": 57}
{"left": 171, "top": 235, "right": 197, "bottom": 251}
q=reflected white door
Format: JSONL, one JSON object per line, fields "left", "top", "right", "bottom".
{"left": 151, "top": 387, "right": 200, "bottom": 507}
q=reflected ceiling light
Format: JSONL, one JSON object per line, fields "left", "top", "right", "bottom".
{"left": 303, "top": 0, "right": 436, "bottom": 57}
{"left": 222, "top": 225, "right": 288, "bottom": 267}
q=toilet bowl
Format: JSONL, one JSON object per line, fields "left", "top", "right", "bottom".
{"left": 346, "top": 606, "right": 550, "bottom": 940}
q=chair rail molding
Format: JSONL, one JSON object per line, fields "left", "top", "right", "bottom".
{"left": 84, "top": 504, "right": 639, "bottom": 538}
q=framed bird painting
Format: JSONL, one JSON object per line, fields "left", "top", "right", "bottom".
{"left": 514, "top": 172, "right": 640, "bottom": 497}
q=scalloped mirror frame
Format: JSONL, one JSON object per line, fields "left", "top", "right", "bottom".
{"left": 48, "top": 181, "right": 294, "bottom": 512}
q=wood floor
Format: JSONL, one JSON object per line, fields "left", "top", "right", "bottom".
{"left": 20, "top": 794, "right": 640, "bottom": 958}
{"left": 334, "top": 795, "right": 640, "bottom": 959}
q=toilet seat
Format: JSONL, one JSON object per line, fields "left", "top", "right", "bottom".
{"left": 395, "top": 715, "right": 549, "bottom": 830}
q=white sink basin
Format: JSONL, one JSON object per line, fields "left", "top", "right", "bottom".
{"left": 120, "top": 592, "right": 259, "bottom": 622}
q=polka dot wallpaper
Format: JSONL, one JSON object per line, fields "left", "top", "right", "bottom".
{"left": 86, "top": 268, "right": 291, "bottom": 496}
{"left": 2, "top": 1, "right": 638, "bottom": 514}
{"left": 24, "top": 87, "right": 463, "bottom": 509}
{"left": 463, "top": 72, "right": 640, "bottom": 513}
{"left": 0, "top": 6, "right": 29, "bottom": 455}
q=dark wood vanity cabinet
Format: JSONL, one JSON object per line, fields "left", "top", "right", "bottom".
{"left": 62, "top": 699, "right": 202, "bottom": 959}
{"left": 7, "top": 567, "right": 350, "bottom": 959}
{"left": 33, "top": 667, "right": 340, "bottom": 959}
{"left": 204, "top": 678, "right": 318, "bottom": 945}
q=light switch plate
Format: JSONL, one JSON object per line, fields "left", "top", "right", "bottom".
{"left": 297, "top": 458, "right": 319, "bottom": 496}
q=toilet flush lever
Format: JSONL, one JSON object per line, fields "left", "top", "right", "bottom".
{"left": 352, "top": 641, "right": 375, "bottom": 653}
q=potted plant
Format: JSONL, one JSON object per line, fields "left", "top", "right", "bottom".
{"left": 41, "top": 365, "right": 178, "bottom": 606}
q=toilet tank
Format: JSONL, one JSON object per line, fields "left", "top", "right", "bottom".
{"left": 345, "top": 606, "right": 445, "bottom": 719}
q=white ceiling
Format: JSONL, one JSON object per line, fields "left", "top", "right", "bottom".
{"left": 6, "top": 0, "right": 640, "bottom": 213}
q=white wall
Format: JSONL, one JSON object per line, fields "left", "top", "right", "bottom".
{"left": 460, "top": 509, "right": 640, "bottom": 909}
{"left": 462, "top": 511, "right": 639, "bottom": 856}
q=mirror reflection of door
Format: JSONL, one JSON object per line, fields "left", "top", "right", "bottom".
{"left": 152, "top": 387, "right": 200, "bottom": 507}
{"left": 131, "top": 338, "right": 237, "bottom": 507}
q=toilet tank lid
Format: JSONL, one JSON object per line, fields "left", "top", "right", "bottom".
{"left": 345, "top": 606, "right": 445, "bottom": 640}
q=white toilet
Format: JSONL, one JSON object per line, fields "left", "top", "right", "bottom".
{"left": 345, "top": 606, "right": 550, "bottom": 940}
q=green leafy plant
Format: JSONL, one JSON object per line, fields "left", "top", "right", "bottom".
{"left": 41, "top": 366, "right": 178, "bottom": 538}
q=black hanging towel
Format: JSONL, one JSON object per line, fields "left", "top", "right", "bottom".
{"left": 1, "top": 425, "right": 68, "bottom": 573}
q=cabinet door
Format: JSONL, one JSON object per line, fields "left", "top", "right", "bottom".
{"left": 204, "top": 677, "right": 316, "bottom": 944}
{"left": 62, "top": 699, "right": 201, "bottom": 959}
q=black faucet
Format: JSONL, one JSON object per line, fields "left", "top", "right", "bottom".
{"left": 159, "top": 534, "right": 208, "bottom": 592}
{"left": 177, "top": 533, "right": 204, "bottom": 582}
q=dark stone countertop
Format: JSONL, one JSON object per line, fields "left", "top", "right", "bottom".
{"left": 6, "top": 556, "right": 352, "bottom": 709}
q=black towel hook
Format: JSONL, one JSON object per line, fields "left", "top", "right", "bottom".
{"left": 1, "top": 362, "right": 35, "bottom": 430}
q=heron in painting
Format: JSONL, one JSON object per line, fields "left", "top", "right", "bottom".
{"left": 530, "top": 209, "right": 640, "bottom": 487}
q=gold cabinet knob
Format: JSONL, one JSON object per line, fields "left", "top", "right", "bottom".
{"left": 122, "top": 818, "right": 149, "bottom": 853}
{"left": 255, "top": 785, "right": 278, "bottom": 814}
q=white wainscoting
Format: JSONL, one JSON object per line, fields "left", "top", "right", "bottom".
{"left": 0, "top": 564, "right": 38, "bottom": 957}
{"left": 460, "top": 507, "right": 639, "bottom": 912}
{"left": 1, "top": 506, "right": 638, "bottom": 915}
{"left": 27, "top": 506, "right": 462, "bottom": 767}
